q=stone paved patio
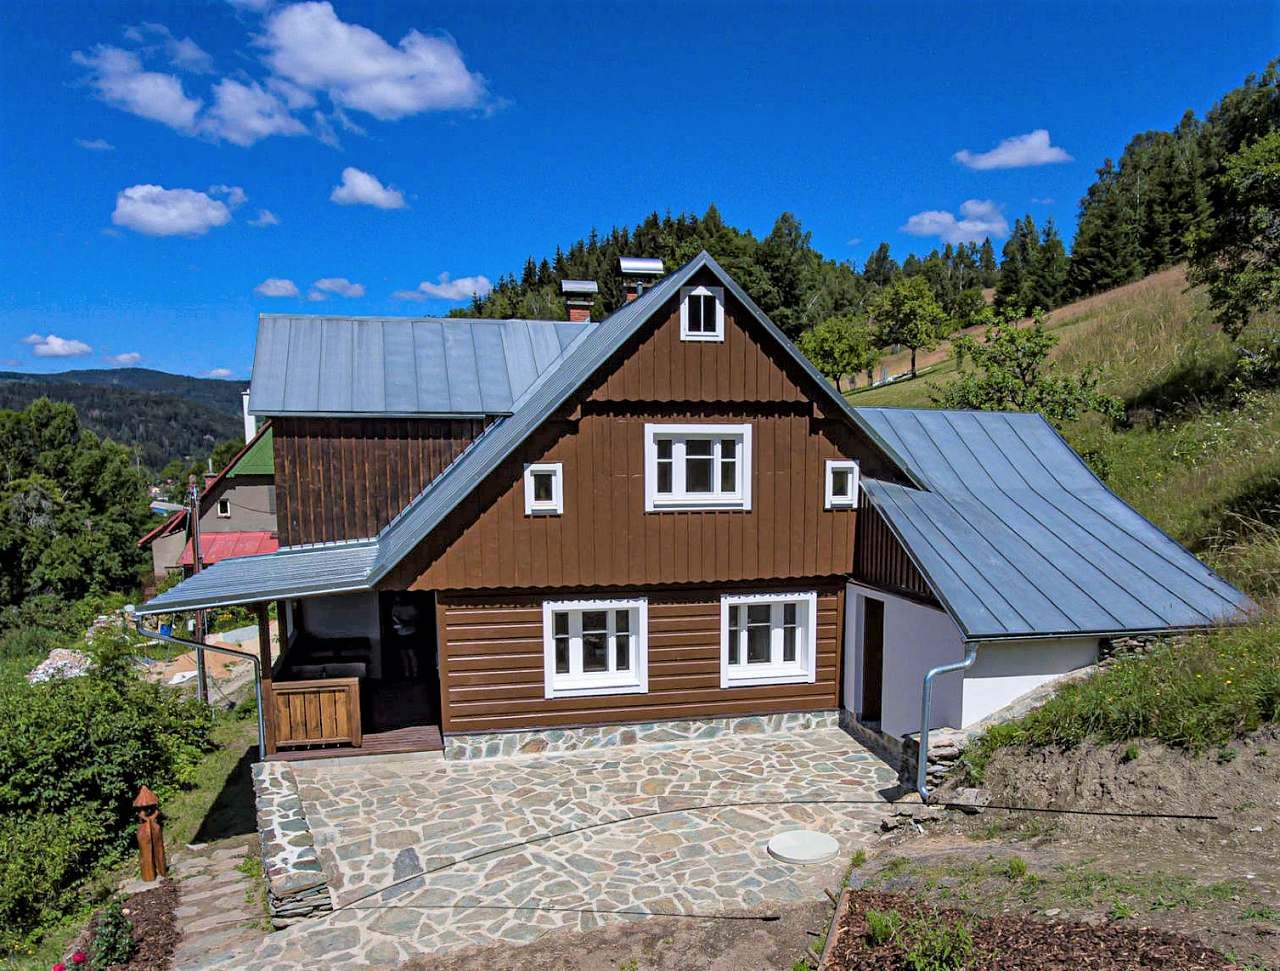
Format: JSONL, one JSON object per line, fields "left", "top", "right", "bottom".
{"left": 195, "top": 726, "right": 901, "bottom": 969}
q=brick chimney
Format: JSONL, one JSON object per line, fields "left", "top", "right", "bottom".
{"left": 560, "top": 279, "right": 598, "bottom": 322}
{"left": 619, "top": 257, "right": 665, "bottom": 302}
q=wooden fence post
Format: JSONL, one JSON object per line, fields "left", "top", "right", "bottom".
{"left": 134, "top": 786, "right": 167, "bottom": 881}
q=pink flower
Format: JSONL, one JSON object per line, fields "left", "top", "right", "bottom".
{"left": 72, "top": 954, "right": 88, "bottom": 966}
{"left": 52, "top": 963, "right": 66, "bottom": 971}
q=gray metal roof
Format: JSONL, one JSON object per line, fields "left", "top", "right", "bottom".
{"left": 560, "top": 279, "right": 599, "bottom": 295}
{"left": 248, "top": 316, "right": 596, "bottom": 417}
{"left": 134, "top": 542, "right": 378, "bottom": 615}
{"left": 619, "top": 257, "right": 664, "bottom": 276}
{"left": 855, "top": 407, "right": 1252, "bottom": 640}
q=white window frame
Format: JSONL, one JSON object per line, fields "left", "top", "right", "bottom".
{"left": 216, "top": 497, "right": 232, "bottom": 518}
{"left": 523, "top": 462, "right": 564, "bottom": 516}
{"left": 824, "top": 459, "right": 860, "bottom": 510}
{"left": 720, "top": 591, "right": 818, "bottom": 688}
{"left": 679, "top": 285, "right": 725, "bottom": 342}
{"left": 543, "top": 597, "right": 648, "bottom": 698}
{"left": 644, "top": 423, "right": 752, "bottom": 512}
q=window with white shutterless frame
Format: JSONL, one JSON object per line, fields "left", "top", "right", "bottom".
{"left": 542, "top": 598, "right": 648, "bottom": 698}
{"left": 644, "top": 423, "right": 752, "bottom": 511}
{"left": 523, "top": 462, "right": 563, "bottom": 515}
{"left": 720, "top": 591, "right": 817, "bottom": 688}
{"left": 824, "top": 459, "right": 860, "bottom": 510}
{"left": 216, "top": 497, "right": 231, "bottom": 518}
{"left": 679, "top": 285, "right": 725, "bottom": 342}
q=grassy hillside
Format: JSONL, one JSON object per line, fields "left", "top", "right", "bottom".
{"left": 849, "top": 268, "right": 1280, "bottom": 600}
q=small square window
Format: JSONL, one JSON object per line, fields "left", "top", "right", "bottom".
{"left": 824, "top": 460, "right": 860, "bottom": 510}
{"left": 523, "top": 462, "right": 563, "bottom": 516}
{"left": 679, "top": 285, "right": 725, "bottom": 342}
{"left": 216, "top": 498, "right": 232, "bottom": 518}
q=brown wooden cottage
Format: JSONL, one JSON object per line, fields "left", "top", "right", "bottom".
{"left": 135, "top": 252, "right": 1250, "bottom": 770}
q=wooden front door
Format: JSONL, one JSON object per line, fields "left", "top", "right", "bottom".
{"left": 861, "top": 596, "right": 885, "bottom": 721}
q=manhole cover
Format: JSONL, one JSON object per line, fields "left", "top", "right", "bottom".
{"left": 766, "top": 829, "right": 840, "bottom": 864}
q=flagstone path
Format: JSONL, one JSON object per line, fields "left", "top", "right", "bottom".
{"left": 192, "top": 726, "right": 901, "bottom": 969}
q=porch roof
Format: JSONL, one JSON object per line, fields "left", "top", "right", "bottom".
{"left": 856, "top": 407, "right": 1252, "bottom": 640}
{"left": 134, "top": 542, "right": 377, "bottom": 614}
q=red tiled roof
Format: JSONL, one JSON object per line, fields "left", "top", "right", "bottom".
{"left": 179, "top": 531, "right": 279, "bottom": 567}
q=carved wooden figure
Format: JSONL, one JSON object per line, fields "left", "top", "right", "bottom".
{"left": 133, "top": 786, "right": 167, "bottom": 881}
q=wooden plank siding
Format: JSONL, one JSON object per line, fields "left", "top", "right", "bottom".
{"left": 854, "top": 503, "right": 937, "bottom": 604}
{"left": 437, "top": 584, "right": 845, "bottom": 734}
{"left": 273, "top": 416, "right": 491, "bottom": 546}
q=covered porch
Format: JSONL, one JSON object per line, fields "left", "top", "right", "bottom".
{"left": 134, "top": 544, "right": 445, "bottom": 760}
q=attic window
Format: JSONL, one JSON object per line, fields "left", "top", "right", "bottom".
{"left": 523, "top": 462, "right": 563, "bottom": 516}
{"left": 680, "top": 285, "right": 725, "bottom": 342}
{"left": 825, "top": 460, "right": 860, "bottom": 510}
{"left": 216, "top": 498, "right": 232, "bottom": 518}
{"left": 644, "top": 423, "right": 752, "bottom": 511}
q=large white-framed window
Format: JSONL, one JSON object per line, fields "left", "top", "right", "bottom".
{"left": 543, "top": 597, "right": 648, "bottom": 698}
{"left": 644, "top": 423, "right": 752, "bottom": 512}
{"left": 720, "top": 591, "right": 818, "bottom": 688}
{"left": 824, "top": 459, "right": 860, "bottom": 510}
{"left": 679, "top": 285, "right": 725, "bottom": 342}
{"left": 523, "top": 462, "right": 563, "bottom": 516}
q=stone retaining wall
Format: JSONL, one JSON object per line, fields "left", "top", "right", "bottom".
{"left": 251, "top": 761, "right": 334, "bottom": 928}
{"left": 444, "top": 709, "right": 840, "bottom": 760}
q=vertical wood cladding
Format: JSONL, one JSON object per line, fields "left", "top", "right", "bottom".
{"left": 393, "top": 408, "right": 861, "bottom": 591}
{"left": 854, "top": 503, "right": 936, "bottom": 603}
{"left": 437, "top": 585, "right": 844, "bottom": 733}
{"left": 273, "top": 417, "right": 490, "bottom": 546}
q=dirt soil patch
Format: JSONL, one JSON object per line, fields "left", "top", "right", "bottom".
{"left": 70, "top": 880, "right": 180, "bottom": 971}
{"left": 872, "top": 728, "right": 1280, "bottom": 968}
{"left": 827, "top": 889, "right": 1231, "bottom": 969}
{"left": 400, "top": 900, "right": 830, "bottom": 971}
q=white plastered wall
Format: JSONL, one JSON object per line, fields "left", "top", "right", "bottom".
{"left": 961, "top": 637, "right": 1098, "bottom": 726}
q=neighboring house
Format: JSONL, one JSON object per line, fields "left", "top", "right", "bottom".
{"left": 139, "top": 422, "right": 278, "bottom": 579}
{"left": 137, "top": 252, "right": 1251, "bottom": 762}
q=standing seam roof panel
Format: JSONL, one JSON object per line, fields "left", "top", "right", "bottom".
{"left": 282, "top": 321, "right": 323, "bottom": 413}
{"left": 471, "top": 323, "right": 512, "bottom": 413}
{"left": 318, "top": 321, "right": 355, "bottom": 414}
{"left": 353, "top": 321, "right": 388, "bottom": 412}
{"left": 411, "top": 322, "right": 452, "bottom": 413}
{"left": 442, "top": 321, "right": 483, "bottom": 413}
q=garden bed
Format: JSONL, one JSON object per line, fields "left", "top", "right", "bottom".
{"left": 67, "top": 881, "right": 179, "bottom": 971}
{"left": 822, "top": 890, "right": 1231, "bottom": 970}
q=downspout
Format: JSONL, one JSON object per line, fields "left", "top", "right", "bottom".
{"left": 916, "top": 641, "right": 979, "bottom": 802}
{"left": 131, "top": 613, "right": 267, "bottom": 759}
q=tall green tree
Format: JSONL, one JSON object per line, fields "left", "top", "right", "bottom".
{"left": 863, "top": 242, "right": 899, "bottom": 288}
{"left": 932, "top": 312, "right": 1123, "bottom": 426}
{"left": 1028, "top": 219, "right": 1069, "bottom": 311}
{"left": 796, "top": 316, "right": 882, "bottom": 392}
{"left": 869, "top": 276, "right": 946, "bottom": 377}
{"left": 1188, "top": 129, "right": 1280, "bottom": 340}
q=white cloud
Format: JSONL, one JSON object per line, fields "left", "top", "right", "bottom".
{"left": 393, "top": 272, "right": 492, "bottom": 302}
{"left": 22, "top": 334, "right": 93, "bottom": 358}
{"left": 312, "top": 277, "right": 365, "bottom": 297}
{"left": 258, "top": 1, "right": 488, "bottom": 121}
{"left": 227, "top": 0, "right": 274, "bottom": 11}
{"left": 954, "top": 130, "right": 1073, "bottom": 171}
{"left": 329, "top": 166, "right": 405, "bottom": 209}
{"left": 248, "top": 208, "right": 280, "bottom": 227}
{"left": 105, "top": 351, "right": 143, "bottom": 366}
{"left": 306, "top": 289, "right": 327, "bottom": 302}
{"left": 1031, "top": 196, "right": 1055, "bottom": 205}
{"left": 900, "top": 199, "right": 1009, "bottom": 245}
{"left": 200, "top": 78, "right": 307, "bottom": 145}
{"left": 72, "top": 45, "right": 202, "bottom": 131}
{"left": 75, "top": 137, "right": 115, "bottom": 151}
{"left": 255, "top": 277, "right": 299, "bottom": 297}
{"left": 207, "top": 367, "right": 234, "bottom": 378}
{"left": 112, "top": 184, "right": 232, "bottom": 237}
{"left": 208, "top": 184, "right": 248, "bottom": 207}
{"left": 126, "top": 22, "right": 215, "bottom": 74}
{"left": 845, "top": 237, "right": 862, "bottom": 247}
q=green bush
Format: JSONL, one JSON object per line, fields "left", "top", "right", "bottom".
{"left": 90, "top": 897, "right": 135, "bottom": 967}
{"left": 962, "top": 614, "right": 1280, "bottom": 783}
{"left": 902, "top": 917, "right": 974, "bottom": 971}
{"left": 0, "top": 809, "right": 110, "bottom": 953}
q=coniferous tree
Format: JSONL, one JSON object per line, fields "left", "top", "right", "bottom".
{"left": 863, "top": 243, "right": 899, "bottom": 288}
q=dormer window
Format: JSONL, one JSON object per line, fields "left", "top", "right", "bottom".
{"left": 825, "top": 460, "right": 859, "bottom": 509}
{"left": 524, "top": 463, "right": 564, "bottom": 515}
{"left": 680, "top": 285, "right": 725, "bottom": 342}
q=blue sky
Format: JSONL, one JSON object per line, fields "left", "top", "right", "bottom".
{"left": 0, "top": 1, "right": 1275, "bottom": 379}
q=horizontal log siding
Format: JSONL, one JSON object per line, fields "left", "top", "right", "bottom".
{"left": 854, "top": 503, "right": 936, "bottom": 603}
{"left": 395, "top": 410, "right": 859, "bottom": 591}
{"left": 273, "top": 416, "right": 490, "bottom": 546}
{"left": 438, "top": 584, "right": 844, "bottom": 733}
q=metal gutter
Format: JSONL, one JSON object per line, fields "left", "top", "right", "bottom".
{"left": 132, "top": 614, "right": 267, "bottom": 758}
{"left": 916, "top": 642, "right": 979, "bottom": 801}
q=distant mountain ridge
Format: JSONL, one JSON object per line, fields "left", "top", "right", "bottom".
{"left": 0, "top": 368, "right": 246, "bottom": 471}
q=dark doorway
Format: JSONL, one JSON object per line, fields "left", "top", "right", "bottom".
{"left": 861, "top": 596, "right": 885, "bottom": 722}
{"left": 375, "top": 591, "right": 441, "bottom": 734}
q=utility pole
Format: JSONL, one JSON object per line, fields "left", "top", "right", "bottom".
{"left": 188, "top": 474, "right": 208, "bottom": 704}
